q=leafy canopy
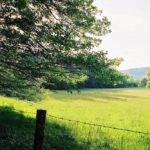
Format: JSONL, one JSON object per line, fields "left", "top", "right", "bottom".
{"left": 0, "top": 0, "right": 121, "bottom": 99}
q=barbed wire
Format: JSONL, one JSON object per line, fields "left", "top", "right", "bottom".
{"left": 47, "top": 114, "right": 150, "bottom": 136}
{"left": 0, "top": 108, "right": 150, "bottom": 136}
{"left": 0, "top": 107, "right": 36, "bottom": 115}
{"left": 14, "top": 109, "right": 36, "bottom": 115}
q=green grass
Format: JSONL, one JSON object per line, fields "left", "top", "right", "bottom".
{"left": 0, "top": 88, "right": 150, "bottom": 149}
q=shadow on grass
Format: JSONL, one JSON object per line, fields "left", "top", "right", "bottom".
{"left": 51, "top": 92, "right": 128, "bottom": 103}
{"left": 51, "top": 89, "right": 149, "bottom": 103}
{"left": 2, "top": 106, "right": 145, "bottom": 150}
{"left": 0, "top": 106, "right": 35, "bottom": 150}
{"left": 0, "top": 106, "right": 87, "bottom": 150}
{"left": 0, "top": 106, "right": 116, "bottom": 150}
{"left": 3, "top": 107, "right": 150, "bottom": 150}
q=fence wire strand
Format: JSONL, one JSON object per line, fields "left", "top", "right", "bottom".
{"left": 47, "top": 114, "right": 150, "bottom": 136}
{"left": 1, "top": 108, "right": 150, "bottom": 136}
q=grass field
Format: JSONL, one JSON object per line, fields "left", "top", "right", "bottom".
{"left": 0, "top": 88, "right": 150, "bottom": 149}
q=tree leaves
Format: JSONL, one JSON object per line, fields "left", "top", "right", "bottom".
{"left": 0, "top": 0, "right": 120, "bottom": 100}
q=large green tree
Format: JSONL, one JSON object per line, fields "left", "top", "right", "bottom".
{"left": 0, "top": 0, "right": 120, "bottom": 99}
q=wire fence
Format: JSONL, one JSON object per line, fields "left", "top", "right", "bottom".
{"left": 47, "top": 114, "right": 150, "bottom": 136}
{"left": 0, "top": 107, "right": 150, "bottom": 150}
{"left": 6, "top": 108, "right": 150, "bottom": 135}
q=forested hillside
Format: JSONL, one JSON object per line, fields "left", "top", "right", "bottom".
{"left": 121, "top": 67, "right": 149, "bottom": 79}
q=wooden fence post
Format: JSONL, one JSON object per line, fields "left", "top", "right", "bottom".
{"left": 33, "top": 109, "right": 47, "bottom": 150}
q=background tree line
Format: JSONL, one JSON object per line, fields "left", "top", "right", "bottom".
{"left": 147, "top": 69, "right": 150, "bottom": 88}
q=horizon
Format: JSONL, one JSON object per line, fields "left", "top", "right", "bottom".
{"left": 119, "top": 66, "right": 149, "bottom": 71}
{"left": 94, "top": 0, "right": 150, "bottom": 70}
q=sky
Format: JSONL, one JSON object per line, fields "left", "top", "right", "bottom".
{"left": 94, "top": 0, "right": 150, "bottom": 70}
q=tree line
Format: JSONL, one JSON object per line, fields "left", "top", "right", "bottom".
{"left": 147, "top": 69, "right": 150, "bottom": 88}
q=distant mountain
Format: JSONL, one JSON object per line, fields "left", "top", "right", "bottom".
{"left": 121, "top": 67, "right": 149, "bottom": 79}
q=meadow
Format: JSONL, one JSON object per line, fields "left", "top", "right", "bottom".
{"left": 0, "top": 88, "right": 150, "bottom": 150}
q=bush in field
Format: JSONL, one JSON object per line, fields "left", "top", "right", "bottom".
{"left": 139, "top": 78, "right": 147, "bottom": 87}
{"left": 147, "top": 69, "right": 150, "bottom": 88}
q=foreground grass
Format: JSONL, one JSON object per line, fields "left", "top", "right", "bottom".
{"left": 0, "top": 88, "right": 150, "bottom": 149}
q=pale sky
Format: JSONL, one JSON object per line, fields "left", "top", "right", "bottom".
{"left": 94, "top": 0, "right": 150, "bottom": 70}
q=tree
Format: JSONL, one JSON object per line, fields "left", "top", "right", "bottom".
{"left": 0, "top": 0, "right": 120, "bottom": 99}
{"left": 147, "top": 69, "right": 150, "bottom": 88}
{"left": 139, "top": 78, "right": 147, "bottom": 87}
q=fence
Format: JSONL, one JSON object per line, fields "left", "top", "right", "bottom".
{"left": 0, "top": 108, "right": 150, "bottom": 150}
